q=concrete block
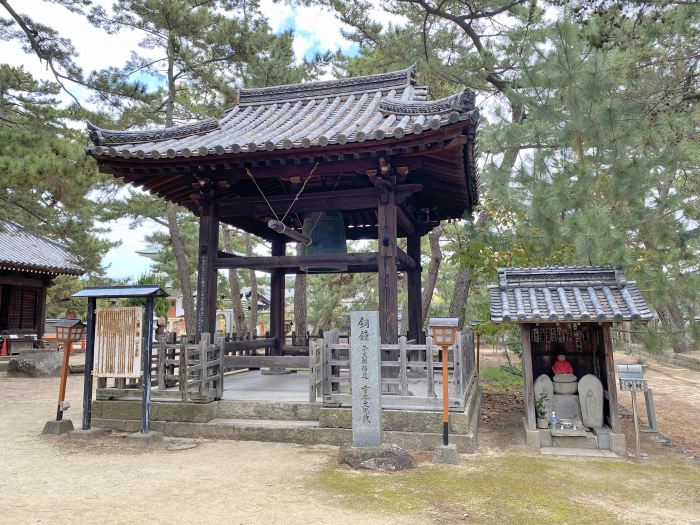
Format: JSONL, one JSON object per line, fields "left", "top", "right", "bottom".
{"left": 126, "top": 431, "right": 163, "bottom": 444}
{"left": 95, "top": 400, "right": 142, "bottom": 421}
{"left": 609, "top": 432, "right": 626, "bottom": 455}
{"left": 525, "top": 429, "right": 541, "bottom": 449}
{"left": 66, "top": 428, "right": 106, "bottom": 440}
{"left": 217, "top": 400, "right": 320, "bottom": 421}
{"left": 539, "top": 429, "right": 552, "bottom": 447}
{"left": 432, "top": 444, "right": 460, "bottom": 465}
{"left": 552, "top": 434, "right": 598, "bottom": 449}
{"left": 42, "top": 419, "right": 74, "bottom": 435}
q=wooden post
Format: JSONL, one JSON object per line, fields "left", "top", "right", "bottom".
{"left": 476, "top": 333, "right": 481, "bottom": 374}
{"left": 199, "top": 333, "right": 209, "bottom": 396}
{"left": 602, "top": 324, "right": 622, "bottom": 433}
{"left": 269, "top": 239, "right": 286, "bottom": 356}
{"left": 521, "top": 324, "right": 536, "bottom": 431}
{"left": 81, "top": 297, "right": 97, "bottom": 430}
{"left": 179, "top": 336, "right": 188, "bottom": 402}
{"left": 377, "top": 182, "right": 398, "bottom": 343}
{"left": 406, "top": 235, "right": 423, "bottom": 344}
{"left": 56, "top": 336, "right": 73, "bottom": 421}
{"left": 196, "top": 203, "right": 219, "bottom": 341}
{"left": 399, "top": 336, "right": 408, "bottom": 396}
{"left": 426, "top": 335, "right": 436, "bottom": 398}
{"left": 157, "top": 337, "right": 166, "bottom": 392}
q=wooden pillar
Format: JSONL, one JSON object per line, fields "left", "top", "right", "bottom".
{"left": 602, "top": 324, "right": 622, "bottom": 433}
{"left": 196, "top": 203, "right": 219, "bottom": 341}
{"left": 270, "top": 239, "right": 286, "bottom": 355}
{"left": 406, "top": 234, "right": 423, "bottom": 343}
{"left": 377, "top": 183, "right": 398, "bottom": 343}
{"left": 521, "top": 324, "right": 536, "bottom": 431}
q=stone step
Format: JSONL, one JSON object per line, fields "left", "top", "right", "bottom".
{"left": 551, "top": 433, "right": 598, "bottom": 449}
{"left": 216, "top": 400, "right": 321, "bottom": 421}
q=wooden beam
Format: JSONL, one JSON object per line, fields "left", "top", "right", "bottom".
{"left": 214, "top": 252, "right": 379, "bottom": 270}
{"left": 195, "top": 203, "right": 219, "bottom": 341}
{"left": 269, "top": 240, "right": 286, "bottom": 356}
{"left": 406, "top": 235, "right": 423, "bottom": 343}
{"left": 378, "top": 181, "right": 399, "bottom": 343}
{"left": 603, "top": 324, "right": 622, "bottom": 433}
{"left": 521, "top": 324, "right": 536, "bottom": 431}
{"left": 396, "top": 247, "right": 417, "bottom": 271}
{"left": 215, "top": 184, "right": 422, "bottom": 217}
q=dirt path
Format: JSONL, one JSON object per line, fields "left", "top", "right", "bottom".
{"left": 616, "top": 352, "right": 700, "bottom": 459}
{"left": 0, "top": 365, "right": 419, "bottom": 525}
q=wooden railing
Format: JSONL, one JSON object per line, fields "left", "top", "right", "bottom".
{"left": 96, "top": 333, "right": 223, "bottom": 403}
{"left": 322, "top": 329, "right": 476, "bottom": 411}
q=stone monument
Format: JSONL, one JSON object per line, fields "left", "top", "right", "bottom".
{"left": 350, "top": 311, "right": 382, "bottom": 447}
{"left": 533, "top": 374, "right": 554, "bottom": 418}
{"left": 578, "top": 374, "right": 604, "bottom": 428}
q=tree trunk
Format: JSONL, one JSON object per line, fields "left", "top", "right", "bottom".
{"left": 657, "top": 304, "right": 689, "bottom": 353}
{"left": 448, "top": 267, "right": 472, "bottom": 329}
{"left": 245, "top": 233, "right": 258, "bottom": 334}
{"left": 293, "top": 273, "right": 307, "bottom": 344}
{"left": 222, "top": 225, "right": 246, "bottom": 334}
{"left": 421, "top": 225, "right": 442, "bottom": 323}
{"left": 166, "top": 202, "right": 195, "bottom": 336}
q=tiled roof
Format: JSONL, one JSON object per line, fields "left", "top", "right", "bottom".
{"left": 0, "top": 220, "right": 84, "bottom": 275}
{"left": 488, "top": 266, "right": 652, "bottom": 323}
{"left": 85, "top": 66, "right": 478, "bottom": 160}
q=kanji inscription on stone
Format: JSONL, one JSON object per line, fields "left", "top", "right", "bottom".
{"left": 350, "top": 311, "right": 382, "bottom": 447}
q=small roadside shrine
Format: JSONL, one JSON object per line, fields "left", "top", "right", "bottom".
{"left": 489, "top": 266, "right": 653, "bottom": 454}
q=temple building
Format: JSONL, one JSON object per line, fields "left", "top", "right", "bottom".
{"left": 0, "top": 220, "right": 83, "bottom": 353}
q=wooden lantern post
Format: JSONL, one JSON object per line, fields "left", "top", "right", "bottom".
{"left": 428, "top": 318, "right": 459, "bottom": 446}
{"left": 53, "top": 318, "right": 86, "bottom": 421}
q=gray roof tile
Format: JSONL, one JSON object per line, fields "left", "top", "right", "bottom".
{"left": 0, "top": 220, "right": 84, "bottom": 275}
{"left": 488, "top": 266, "right": 652, "bottom": 323}
{"left": 86, "top": 66, "right": 478, "bottom": 160}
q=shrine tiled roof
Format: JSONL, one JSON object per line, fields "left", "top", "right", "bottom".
{"left": 85, "top": 66, "right": 479, "bottom": 160}
{"left": 0, "top": 220, "right": 84, "bottom": 275}
{"left": 488, "top": 266, "right": 652, "bottom": 323}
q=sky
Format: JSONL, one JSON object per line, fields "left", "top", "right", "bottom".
{"left": 1, "top": 0, "right": 407, "bottom": 280}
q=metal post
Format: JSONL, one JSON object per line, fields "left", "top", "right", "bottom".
{"left": 141, "top": 296, "right": 155, "bottom": 434}
{"left": 442, "top": 344, "right": 449, "bottom": 446}
{"left": 631, "top": 390, "right": 641, "bottom": 463}
{"left": 55, "top": 336, "right": 73, "bottom": 421}
{"left": 81, "top": 298, "right": 97, "bottom": 430}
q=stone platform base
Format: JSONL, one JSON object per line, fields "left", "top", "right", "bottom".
{"left": 90, "top": 384, "right": 482, "bottom": 452}
{"left": 524, "top": 418, "right": 625, "bottom": 455}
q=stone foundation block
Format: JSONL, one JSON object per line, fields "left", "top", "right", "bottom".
{"left": 432, "top": 444, "right": 460, "bottom": 465}
{"left": 66, "top": 428, "right": 106, "bottom": 440}
{"left": 126, "top": 431, "right": 163, "bottom": 444}
{"left": 42, "top": 419, "right": 74, "bottom": 435}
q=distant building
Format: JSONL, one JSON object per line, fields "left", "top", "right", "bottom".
{"left": 0, "top": 221, "right": 83, "bottom": 350}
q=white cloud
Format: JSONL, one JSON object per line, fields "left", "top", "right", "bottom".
{"left": 99, "top": 217, "right": 163, "bottom": 280}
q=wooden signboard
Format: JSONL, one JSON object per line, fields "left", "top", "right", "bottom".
{"left": 94, "top": 307, "right": 143, "bottom": 378}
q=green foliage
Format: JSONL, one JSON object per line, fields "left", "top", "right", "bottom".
{"left": 122, "top": 273, "right": 170, "bottom": 318}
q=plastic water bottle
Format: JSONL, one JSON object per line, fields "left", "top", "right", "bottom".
{"left": 551, "top": 411, "right": 557, "bottom": 427}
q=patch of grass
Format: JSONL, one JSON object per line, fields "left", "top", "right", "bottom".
{"left": 313, "top": 455, "right": 700, "bottom": 524}
{"left": 480, "top": 364, "right": 523, "bottom": 392}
